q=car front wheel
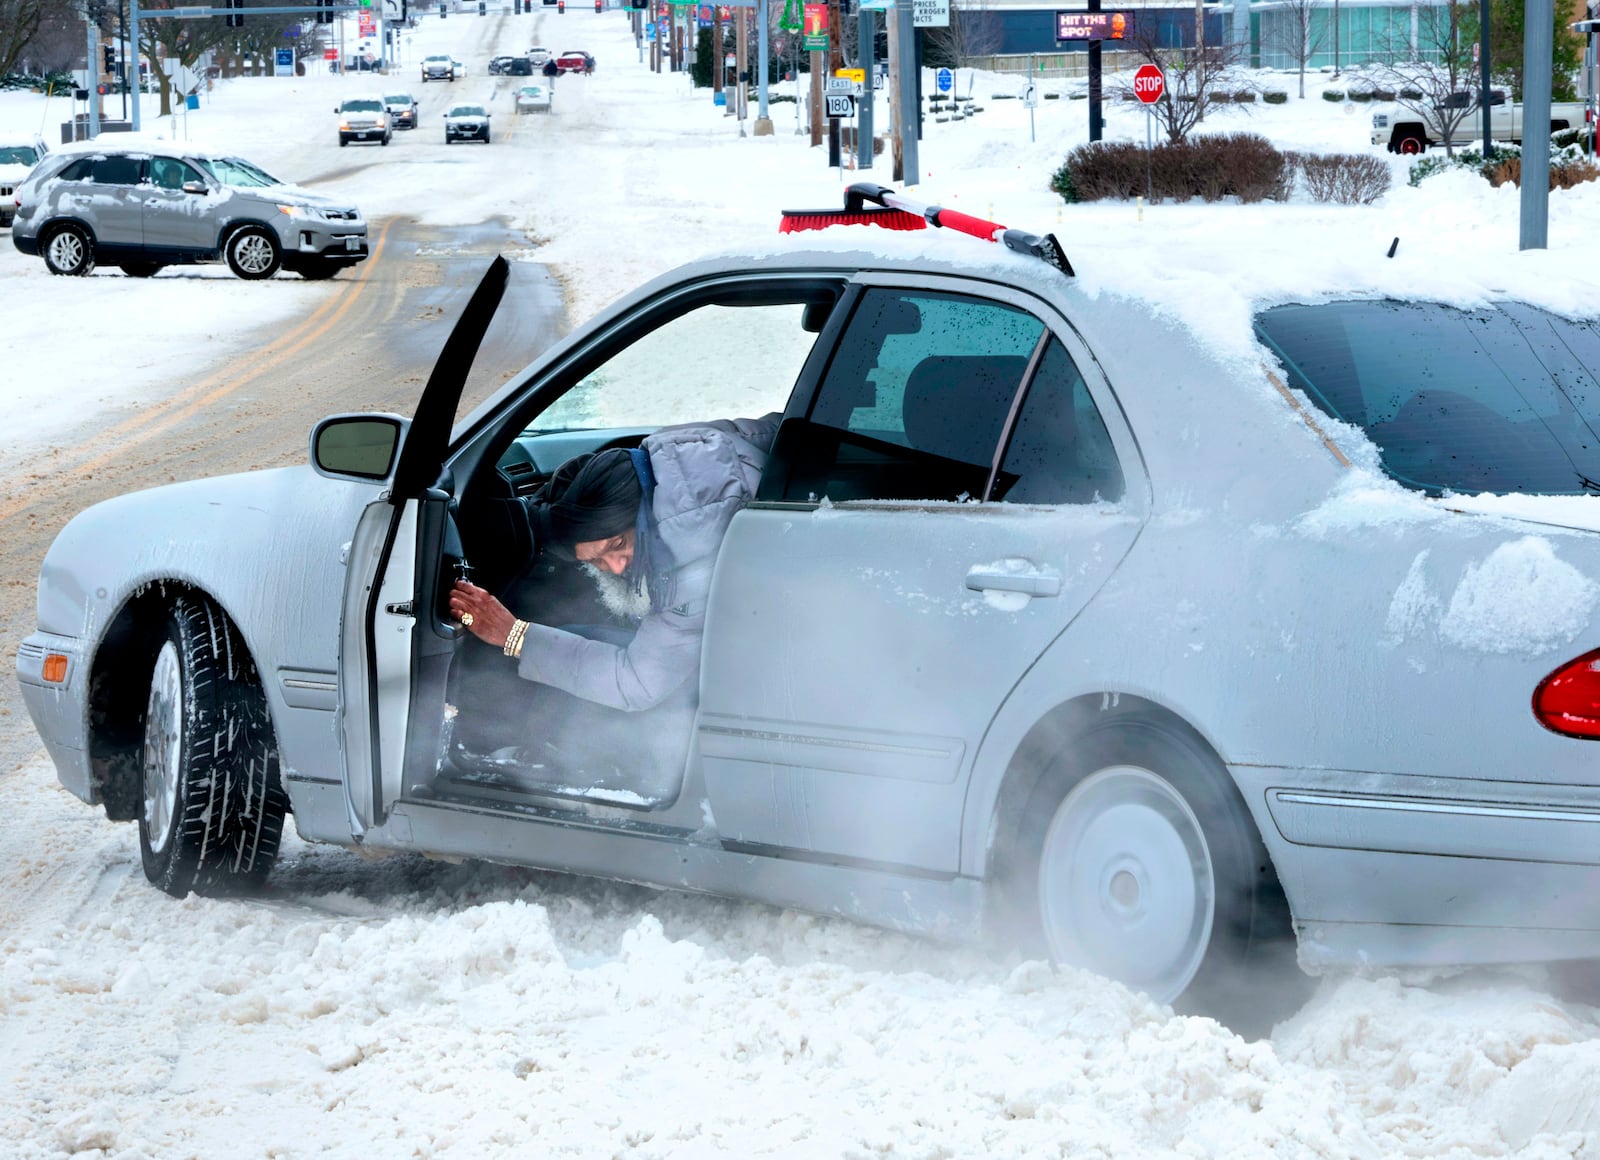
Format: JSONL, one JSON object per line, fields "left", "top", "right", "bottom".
{"left": 43, "top": 223, "right": 95, "bottom": 276}
{"left": 119, "top": 261, "right": 163, "bottom": 278}
{"left": 225, "top": 225, "right": 282, "bottom": 279}
{"left": 1002, "top": 717, "right": 1302, "bottom": 1035}
{"left": 138, "top": 594, "right": 288, "bottom": 898}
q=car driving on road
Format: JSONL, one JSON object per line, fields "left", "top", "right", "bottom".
{"left": 21, "top": 188, "right": 1600, "bottom": 1032}
{"left": 383, "top": 91, "right": 419, "bottom": 130}
{"left": 335, "top": 94, "right": 392, "bottom": 146}
{"left": 421, "top": 54, "right": 455, "bottom": 81}
{"left": 444, "top": 102, "right": 491, "bottom": 144}
{"left": 514, "top": 83, "right": 551, "bottom": 114}
{"left": 10, "top": 144, "right": 369, "bottom": 279}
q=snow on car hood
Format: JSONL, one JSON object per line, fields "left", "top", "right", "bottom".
{"left": 0, "top": 161, "right": 32, "bottom": 184}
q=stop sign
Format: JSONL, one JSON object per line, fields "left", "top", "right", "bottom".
{"left": 1133, "top": 63, "right": 1165, "bottom": 105}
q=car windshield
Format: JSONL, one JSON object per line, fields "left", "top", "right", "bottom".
{"left": 450, "top": 106, "right": 486, "bottom": 117}
{"left": 341, "top": 99, "right": 383, "bottom": 112}
{"left": 385, "top": 95, "right": 413, "bottom": 106}
{"left": 0, "top": 146, "right": 40, "bottom": 165}
{"left": 1255, "top": 299, "right": 1600, "bottom": 496}
{"left": 519, "top": 87, "right": 543, "bottom": 96}
{"left": 194, "top": 155, "right": 282, "bottom": 187}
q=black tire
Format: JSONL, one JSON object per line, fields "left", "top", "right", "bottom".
{"left": 138, "top": 594, "right": 289, "bottom": 898}
{"left": 295, "top": 260, "right": 344, "bottom": 280}
{"left": 224, "top": 225, "right": 281, "bottom": 280}
{"left": 1394, "top": 131, "right": 1427, "bottom": 155}
{"left": 1000, "top": 717, "right": 1303, "bottom": 1036}
{"left": 119, "top": 261, "right": 163, "bottom": 278}
{"left": 43, "top": 223, "right": 95, "bottom": 276}
{"left": 340, "top": 136, "right": 349, "bottom": 146}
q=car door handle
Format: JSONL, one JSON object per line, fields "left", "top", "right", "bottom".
{"left": 965, "top": 566, "right": 1061, "bottom": 598}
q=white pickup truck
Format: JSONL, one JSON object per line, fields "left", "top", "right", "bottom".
{"left": 1371, "top": 89, "right": 1587, "bottom": 154}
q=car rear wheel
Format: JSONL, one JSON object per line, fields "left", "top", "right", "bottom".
{"left": 43, "top": 223, "right": 94, "bottom": 276}
{"left": 1395, "top": 132, "right": 1427, "bottom": 155}
{"left": 225, "top": 225, "right": 281, "bottom": 280}
{"left": 1003, "top": 717, "right": 1302, "bottom": 1035}
{"left": 138, "top": 594, "right": 288, "bottom": 898}
{"left": 119, "top": 261, "right": 163, "bottom": 278}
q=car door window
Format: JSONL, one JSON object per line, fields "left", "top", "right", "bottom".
{"left": 150, "top": 157, "right": 203, "bottom": 190}
{"left": 89, "top": 155, "right": 142, "bottom": 186}
{"left": 771, "top": 288, "right": 1042, "bottom": 503}
{"left": 995, "top": 337, "right": 1125, "bottom": 504}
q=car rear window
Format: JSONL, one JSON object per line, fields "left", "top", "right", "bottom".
{"left": 1255, "top": 300, "right": 1600, "bottom": 496}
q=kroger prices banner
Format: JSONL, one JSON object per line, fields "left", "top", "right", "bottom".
{"left": 912, "top": 0, "right": 948, "bottom": 27}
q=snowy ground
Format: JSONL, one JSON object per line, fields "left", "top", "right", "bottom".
{"left": 5, "top": 9, "right": 1600, "bottom": 1158}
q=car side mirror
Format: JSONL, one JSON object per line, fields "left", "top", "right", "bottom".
{"left": 181, "top": 180, "right": 207, "bottom": 195}
{"left": 311, "top": 414, "right": 408, "bottom": 481}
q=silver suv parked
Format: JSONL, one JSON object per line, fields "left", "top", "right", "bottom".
{"left": 10, "top": 144, "right": 369, "bottom": 280}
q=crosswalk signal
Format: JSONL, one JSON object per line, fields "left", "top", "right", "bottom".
{"left": 225, "top": 0, "right": 244, "bottom": 26}
{"left": 316, "top": 0, "right": 334, "bottom": 23}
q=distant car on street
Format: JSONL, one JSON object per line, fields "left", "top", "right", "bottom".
{"left": 555, "top": 50, "right": 594, "bottom": 74}
{"left": 488, "top": 55, "right": 518, "bottom": 75}
{"left": 514, "top": 83, "right": 551, "bottom": 114}
{"left": 444, "top": 103, "right": 491, "bottom": 144}
{"left": 421, "top": 54, "right": 455, "bottom": 81}
{"left": 383, "top": 91, "right": 419, "bottom": 130}
{"left": 526, "top": 46, "right": 551, "bottom": 65}
{"left": 334, "top": 94, "right": 392, "bottom": 146}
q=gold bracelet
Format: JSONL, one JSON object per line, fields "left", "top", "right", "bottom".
{"left": 503, "top": 619, "right": 528, "bottom": 659}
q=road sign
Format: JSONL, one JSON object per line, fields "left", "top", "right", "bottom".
{"left": 826, "top": 76, "right": 854, "bottom": 91}
{"left": 1133, "top": 63, "right": 1164, "bottom": 105}
{"left": 935, "top": 66, "right": 952, "bottom": 93}
{"left": 1022, "top": 83, "right": 1038, "bottom": 109}
{"left": 912, "top": 0, "right": 948, "bottom": 28}
{"left": 837, "top": 67, "right": 864, "bottom": 84}
{"left": 825, "top": 92, "right": 854, "bottom": 118}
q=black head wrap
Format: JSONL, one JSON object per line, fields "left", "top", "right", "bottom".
{"left": 531, "top": 448, "right": 644, "bottom": 549}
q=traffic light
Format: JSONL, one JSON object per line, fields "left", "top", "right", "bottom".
{"left": 102, "top": 44, "right": 115, "bottom": 73}
{"left": 225, "top": 0, "right": 244, "bottom": 27}
{"left": 316, "top": 0, "right": 334, "bottom": 24}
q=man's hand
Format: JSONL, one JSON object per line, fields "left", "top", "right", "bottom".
{"left": 448, "top": 581, "right": 517, "bottom": 649}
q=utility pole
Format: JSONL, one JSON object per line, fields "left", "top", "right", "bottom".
{"left": 893, "top": 0, "right": 916, "bottom": 182}
{"left": 1480, "top": 0, "right": 1492, "bottom": 156}
{"left": 754, "top": 0, "right": 772, "bottom": 134}
{"left": 1521, "top": 0, "right": 1554, "bottom": 249}
{"left": 856, "top": 0, "right": 873, "bottom": 167}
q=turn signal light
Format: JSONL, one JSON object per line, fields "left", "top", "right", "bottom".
{"left": 1533, "top": 647, "right": 1600, "bottom": 738}
{"left": 42, "top": 654, "right": 68, "bottom": 683}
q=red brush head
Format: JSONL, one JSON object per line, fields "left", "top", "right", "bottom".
{"left": 778, "top": 208, "right": 928, "bottom": 234}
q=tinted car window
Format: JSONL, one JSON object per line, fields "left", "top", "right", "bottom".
{"left": 56, "top": 157, "right": 95, "bottom": 182}
{"left": 774, "top": 289, "right": 1042, "bottom": 503}
{"left": 90, "top": 155, "right": 142, "bottom": 185}
{"left": 997, "top": 338, "right": 1125, "bottom": 504}
{"left": 341, "top": 99, "right": 384, "bottom": 112}
{"left": 0, "top": 146, "right": 40, "bottom": 164}
{"left": 1256, "top": 300, "right": 1600, "bottom": 496}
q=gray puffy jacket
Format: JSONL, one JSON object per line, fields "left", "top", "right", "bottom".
{"left": 515, "top": 413, "right": 781, "bottom": 710}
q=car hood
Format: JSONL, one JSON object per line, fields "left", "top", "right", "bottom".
{"left": 0, "top": 161, "right": 33, "bottom": 183}
{"left": 254, "top": 182, "right": 360, "bottom": 213}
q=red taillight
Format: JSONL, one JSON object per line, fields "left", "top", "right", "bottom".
{"left": 1533, "top": 647, "right": 1600, "bottom": 738}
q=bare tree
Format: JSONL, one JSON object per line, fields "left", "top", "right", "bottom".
{"left": 1122, "top": 8, "right": 1253, "bottom": 143}
{"left": 1259, "top": 0, "right": 1329, "bottom": 99}
{"left": 1374, "top": 1, "right": 1476, "bottom": 156}
{"left": 921, "top": 0, "right": 1002, "bottom": 70}
{"left": 0, "top": 0, "right": 73, "bottom": 79}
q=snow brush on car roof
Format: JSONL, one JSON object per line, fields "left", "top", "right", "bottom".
{"left": 779, "top": 182, "right": 1074, "bottom": 277}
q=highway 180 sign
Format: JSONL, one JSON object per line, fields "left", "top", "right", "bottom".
{"left": 1133, "top": 63, "right": 1165, "bottom": 105}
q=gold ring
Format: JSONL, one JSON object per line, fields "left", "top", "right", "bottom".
{"left": 461, "top": 612, "right": 474, "bottom": 627}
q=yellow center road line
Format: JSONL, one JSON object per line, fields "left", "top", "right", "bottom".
{"left": 0, "top": 218, "right": 399, "bottom": 524}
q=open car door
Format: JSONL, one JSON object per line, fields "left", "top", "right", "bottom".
{"left": 338, "top": 258, "right": 510, "bottom": 834}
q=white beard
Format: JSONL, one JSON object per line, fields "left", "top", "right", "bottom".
{"left": 581, "top": 563, "right": 653, "bottom": 620}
